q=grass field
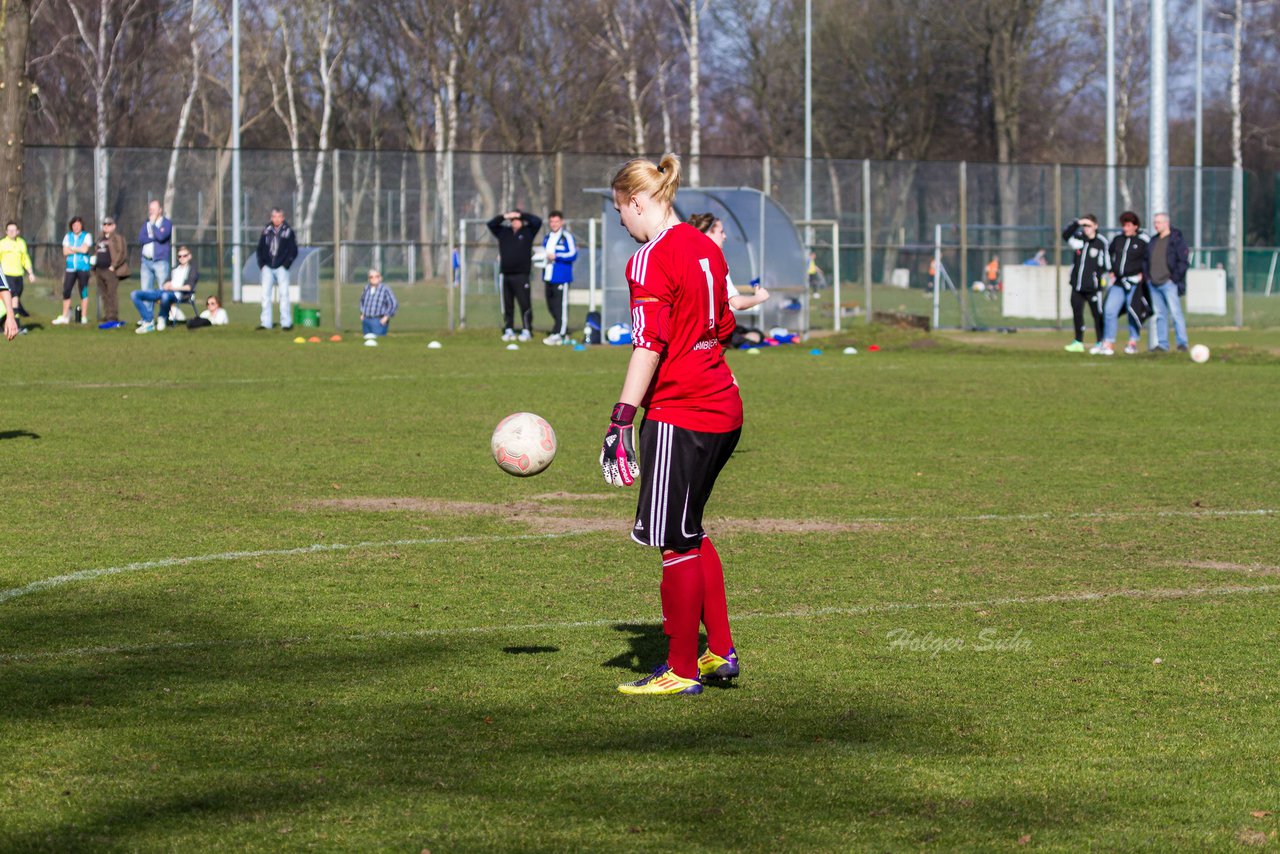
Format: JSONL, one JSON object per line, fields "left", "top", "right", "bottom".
{"left": 2, "top": 312, "right": 1279, "bottom": 851}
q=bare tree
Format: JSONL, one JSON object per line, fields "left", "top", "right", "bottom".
{"left": 61, "top": 0, "right": 146, "bottom": 223}
{"left": 264, "top": 0, "right": 346, "bottom": 243}
{"left": 163, "top": 0, "right": 213, "bottom": 213}
{"left": 668, "top": 0, "right": 709, "bottom": 181}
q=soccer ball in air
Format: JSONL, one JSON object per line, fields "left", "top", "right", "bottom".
{"left": 491, "top": 412, "right": 557, "bottom": 477}
{"left": 1190, "top": 344, "right": 1211, "bottom": 364}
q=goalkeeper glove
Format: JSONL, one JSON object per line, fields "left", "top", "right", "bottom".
{"left": 601, "top": 402, "right": 640, "bottom": 487}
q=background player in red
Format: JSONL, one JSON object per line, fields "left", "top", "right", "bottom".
{"left": 601, "top": 154, "right": 744, "bottom": 696}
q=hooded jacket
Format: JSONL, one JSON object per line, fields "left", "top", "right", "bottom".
{"left": 1062, "top": 221, "right": 1109, "bottom": 294}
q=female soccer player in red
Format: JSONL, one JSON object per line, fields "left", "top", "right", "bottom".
{"left": 601, "top": 154, "right": 743, "bottom": 696}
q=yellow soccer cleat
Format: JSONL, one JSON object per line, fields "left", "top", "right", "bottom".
{"left": 698, "top": 647, "right": 740, "bottom": 682}
{"left": 617, "top": 664, "right": 703, "bottom": 696}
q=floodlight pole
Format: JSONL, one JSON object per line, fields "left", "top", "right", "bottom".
{"left": 1193, "top": 0, "right": 1204, "bottom": 264}
{"left": 803, "top": 0, "right": 812, "bottom": 234}
{"left": 1149, "top": 0, "right": 1168, "bottom": 219}
{"left": 231, "top": 0, "right": 242, "bottom": 303}
{"left": 1106, "top": 0, "right": 1117, "bottom": 229}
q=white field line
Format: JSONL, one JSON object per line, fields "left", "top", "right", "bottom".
{"left": 1, "top": 508, "right": 1274, "bottom": 608}
{"left": 0, "top": 533, "right": 580, "bottom": 606}
{"left": 0, "top": 374, "right": 419, "bottom": 390}
{"left": 3, "top": 581, "right": 1278, "bottom": 664}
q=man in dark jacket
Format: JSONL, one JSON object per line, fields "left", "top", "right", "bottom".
{"left": 1143, "top": 212, "right": 1190, "bottom": 352}
{"left": 1061, "top": 214, "right": 1108, "bottom": 353}
{"left": 488, "top": 209, "right": 542, "bottom": 342}
{"left": 256, "top": 208, "right": 299, "bottom": 331}
{"left": 1097, "top": 211, "right": 1151, "bottom": 355}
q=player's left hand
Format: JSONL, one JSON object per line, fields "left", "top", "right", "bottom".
{"left": 601, "top": 403, "right": 639, "bottom": 487}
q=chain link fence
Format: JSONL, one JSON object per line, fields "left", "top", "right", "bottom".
{"left": 16, "top": 145, "right": 1276, "bottom": 332}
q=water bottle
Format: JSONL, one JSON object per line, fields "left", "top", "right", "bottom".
{"left": 74, "top": 305, "right": 82, "bottom": 323}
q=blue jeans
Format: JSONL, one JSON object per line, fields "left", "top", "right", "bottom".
{"left": 260, "top": 265, "right": 292, "bottom": 328}
{"left": 1102, "top": 285, "right": 1141, "bottom": 343}
{"left": 1148, "top": 282, "right": 1187, "bottom": 350}
{"left": 131, "top": 289, "right": 186, "bottom": 323}
{"left": 140, "top": 257, "right": 170, "bottom": 293}
{"left": 362, "top": 318, "right": 389, "bottom": 336}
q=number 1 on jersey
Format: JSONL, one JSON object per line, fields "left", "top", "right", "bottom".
{"left": 699, "top": 257, "right": 715, "bottom": 330}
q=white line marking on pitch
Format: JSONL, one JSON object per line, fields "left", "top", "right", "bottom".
{"left": 0, "top": 533, "right": 581, "bottom": 606}
{"left": 2, "top": 508, "right": 1274, "bottom": 607}
{"left": 3, "top": 582, "right": 1278, "bottom": 664}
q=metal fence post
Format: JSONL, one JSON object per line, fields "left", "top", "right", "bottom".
{"left": 332, "top": 148, "right": 341, "bottom": 331}
{"left": 216, "top": 150, "right": 225, "bottom": 304}
{"left": 1054, "top": 163, "right": 1063, "bottom": 330}
{"left": 959, "top": 161, "right": 969, "bottom": 328}
{"left": 862, "top": 158, "right": 872, "bottom": 324}
{"left": 1234, "top": 166, "right": 1244, "bottom": 327}
{"left": 831, "top": 220, "right": 841, "bottom": 332}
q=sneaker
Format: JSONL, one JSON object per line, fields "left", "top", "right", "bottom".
{"left": 135, "top": 321, "right": 155, "bottom": 335}
{"left": 51, "top": 314, "right": 69, "bottom": 325}
{"left": 256, "top": 325, "right": 272, "bottom": 331}
{"left": 617, "top": 663, "right": 703, "bottom": 696}
{"left": 79, "top": 315, "right": 89, "bottom": 325}
{"left": 501, "top": 328, "right": 516, "bottom": 342}
{"left": 518, "top": 329, "right": 532, "bottom": 342}
{"left": 1176, "top": 344, "right": 1188, "bottom": 353}
{"left": 543, "top": 333, "right": 563, "bottom": 346}
{"left": 1063, "top": 340, "right": 1085, "bottom": 353}
{"left": 156, "top": 316, "right": 166, "bottom": 331}
{"left": 1098, "top": 343, "right": 1114, "bottom": 356}
{"left": 698, "top": 648, "right": 740, "bottom": 681}
{"left": 98, "top": 320, "right": 124, "bottom": 330}
{"left": 1123, "top": 341, "right": 1138, "bottom": 355}
{"left": 1088, "top": 343, "right": 1107, "bottom": 355}
{"left": 1150, "top": 346, "right": 1168, "bottom": 353}
{"left": 363, "top": 332, "right": 377, "bottom": 340}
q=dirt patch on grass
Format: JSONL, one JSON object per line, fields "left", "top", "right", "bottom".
{"left": 531, "top": 492, "right": 617, "bottom": 501}
{"left": 1177, "top": 560, "right": 1280, "bottom": 576}
{"left": 306, "top": 497, "right": 873, "bottom": 536}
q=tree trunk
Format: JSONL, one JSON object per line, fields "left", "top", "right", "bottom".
{"left": 164, "top": 0, "right": 201, "bottom": 214}
{"left": 0, "top": 0, "right": 32, "bottom": 225}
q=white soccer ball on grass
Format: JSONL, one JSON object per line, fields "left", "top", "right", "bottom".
{"left": 1190, "top": 344, "right": 1210, "bottom": 364}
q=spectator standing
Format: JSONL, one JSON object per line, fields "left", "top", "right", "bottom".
{"left": 0, "top": 222, "right": 35, "bottom": 331}
{"left": 137, "top": 200, "right": 173, "bottom": 296}
{"left": 1145, "top": 212, "right": 1190, "bottom": 353}
{"left": 807, "top": 251, "right": 827, "bottom": 295}
{"left": 985, "top": 255, "right": 1001, "bottom": 291}
{"left": 541, "top": 210, "right": 577, "bottom": 345}
{"left": 256, "top": 208, "right": 299, "bottom": 331}
{"left": 55, "top": 216, "right": 92, "bottom": 325}
{"left": 1096, "top": 211, "right": 1151, "bottom": 356}
{"left": 132, "top": 245, "right": 199, "bottom": 333}
{"left": 487, "top": 209, "right": 541, "bottom": 342}
{"left": 91, "top": 217, "right": 128, "bottom": 329}
{"left": 1061, "top": 214, "right": 1108, "bottom": 353}
{"left": 359, "top": 269, "right": 398, "bottom": 338}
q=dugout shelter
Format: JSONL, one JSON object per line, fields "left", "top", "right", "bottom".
{"left": 589, "top": 187, "right": 809, "bottom": 337}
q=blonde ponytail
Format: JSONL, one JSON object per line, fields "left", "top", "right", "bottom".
{"left": 611, "top": 153, "right": 682, "bottom": 208}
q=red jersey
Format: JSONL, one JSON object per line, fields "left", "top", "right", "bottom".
{"left": 627, "top": 222, "right": 743, "bottom": 433}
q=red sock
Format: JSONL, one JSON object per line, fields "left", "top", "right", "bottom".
{"left": 660, "top": 549, "right": 704, "bottom": 679}
{"left": 699, "top": 537, "right": 734, "bottom": 657}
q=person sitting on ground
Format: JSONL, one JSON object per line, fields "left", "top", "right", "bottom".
{"left": 687, "top": 213, "right": 770, "bottom": 311}
{"left": 187, "top": 295, "right": 228, "bottom": 329}
{"left": 133, "top": 245, "right": 199, "bottom": 333}
{"left": 359, "top": 269, "right": 398, "bottom": 338}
